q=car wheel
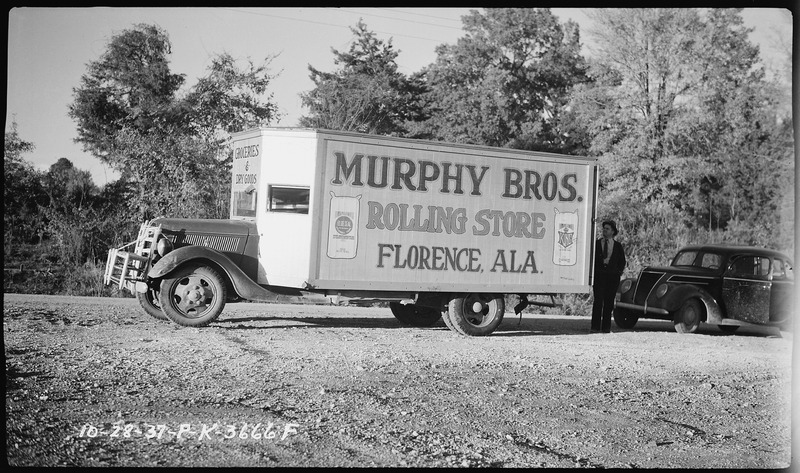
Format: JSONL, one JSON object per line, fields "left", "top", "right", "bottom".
{"left": 159, "top": 264, "right": 227, "bottom": 327}
{"left": 447, "top": 293, "right": 505, "bottom": 336}
{"left": 613, "top": 307, "right": 639, "bottom": 329}
{"left": 673, "top": 299, "right": 703, "bottom": 334}
{"left": 389, "top": 302, "right": 442, "bottom": 327}
{"left": 136, "top": 284, "right": 167, "bottom": 321}
{"left": 718, "top": 325, "right": 739, "bottom": 334}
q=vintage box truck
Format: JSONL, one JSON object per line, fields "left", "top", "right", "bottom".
{"left": 105, "top": 128, "right": 598, "bottom": 336}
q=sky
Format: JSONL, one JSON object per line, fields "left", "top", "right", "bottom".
{"left": 6, "top": 7, "right": 794, "bottom": 187}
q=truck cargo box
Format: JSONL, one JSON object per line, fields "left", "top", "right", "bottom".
{"left": 230, "top": 128, "right": 597, "bottom": 295}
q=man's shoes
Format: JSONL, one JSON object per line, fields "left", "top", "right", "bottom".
{"left": 590, "top": 328, "right": 601, "bottom": 333}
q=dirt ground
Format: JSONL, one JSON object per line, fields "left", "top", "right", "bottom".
{"left": 4, "top": 293, "right": 796, "bottom": 468}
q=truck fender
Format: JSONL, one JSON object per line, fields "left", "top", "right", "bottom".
{"left": 661, "top": 284, "right": 723, "bottom": 324}
{"left": 149, "top": 246, "right": 303, "bottom": 302}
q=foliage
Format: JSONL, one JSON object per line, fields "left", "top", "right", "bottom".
{"left": 299, "top": 20, "right": 427, "bottom": 135}
{"left": 411, "top": 8, "right": 588, "bottom": 151}
{"left": 69, "top": 24, "right": 186, "bottom": 162}
{"left": 184, "top": 52, "right": 283, "bottom": 143}
{"left": 110, "top": 127, "right": 230, "bottom": 221}
{"left": 4, "top": 123, "right": 48, "bottom": 249}
{"left": 571, "top": 8, "right": 793, "bottom": 256}
{"left": 69, "top": 23, "right": 279, "bottom": 226}
{"left": 4, "top": 241, "right": 128, "bottom": 297}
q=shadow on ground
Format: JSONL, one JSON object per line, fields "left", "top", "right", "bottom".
{"left": 213, "top": 312, "right": 784, "bottom": 338}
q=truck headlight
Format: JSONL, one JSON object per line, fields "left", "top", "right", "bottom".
{"left": 156, "top": 237, "right": 173, "bottom": 256}
{"left": 655, "top": 284, "right": 669, "bottom": 298}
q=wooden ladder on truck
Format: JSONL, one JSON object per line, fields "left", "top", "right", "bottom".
{"left": 104, "top": 222, "right": 161, "bottom": 292}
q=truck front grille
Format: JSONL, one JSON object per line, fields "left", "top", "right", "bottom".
{"left": 175, "top": 234, "right": 242, "bottom": 253}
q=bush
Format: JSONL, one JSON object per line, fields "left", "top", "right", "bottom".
{"left": 63, "top": 260, "right": 129, "bottom": 297}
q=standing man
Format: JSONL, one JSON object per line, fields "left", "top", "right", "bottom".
{"left": 592, "top": 220, "right": 626, "bottom": 333}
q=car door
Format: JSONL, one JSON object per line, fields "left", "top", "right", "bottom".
{"left": 722, "top": 254, "right": 771, "bottom": 324}
{"left": 769, "top": 258, "right": 794, "bottom": 324}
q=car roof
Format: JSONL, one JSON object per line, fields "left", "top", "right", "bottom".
{"left": 677, "top": 244, "right": 793, "bottom": 262}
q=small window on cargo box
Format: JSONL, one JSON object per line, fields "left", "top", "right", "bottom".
{"left": 233, "top": 186, "right": 257, "bottom": 218}
{"left": 268, "top": 185, "right": 309, "bottom": 214}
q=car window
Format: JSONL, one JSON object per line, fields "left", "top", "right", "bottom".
{"left": 774, "top": 259, "right": 794, "bottom": 281}
{"left": 672, "top": 251, "right": 698, "bottom": 266}
{"left": 700, "top": 253, "right": 722, "bottom": 269}
{"left": 726, "top": 255, "right": 771, "bottom": 280}
{"left": 772, "top": 259, "right": 785, "bottom": 280}
{"left": 758, "top": 257, "right": 771, "bottom": 277}
{"left": 671, "top": 250, "right": 721, "bottom": 269}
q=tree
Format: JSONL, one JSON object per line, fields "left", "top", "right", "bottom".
{"left": 570, "top": 8, "right": 793, "bottom": 252}
{"left": 69, "top": 23, "right": 281, "bottom": 222}
{"left": 413, "top": 8, "right": 588, "bottom": 151}
{"left": 4, "top": 122, "right": 47, "bottom": 248}
{"left": 111, "top": 126, "right": 228, "bottom": 220}
{"left": 184, "top": 52, "right": 282, "bottom": 143}
{"left": 41, "top": 158, "right": 98, "bottom": 211}
{"left": 299, "top": 20, "right": 426, "bottom": 135}
{"left": 69, "top": 24, "right": 185, "bottom": 164}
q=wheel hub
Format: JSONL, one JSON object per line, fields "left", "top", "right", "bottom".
{"left": 186, "top": 285, "right": 204, "bottom": 304}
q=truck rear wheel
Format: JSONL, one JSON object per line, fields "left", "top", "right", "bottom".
{"left": 136, "top": 285, "right": 167, "bottom": 321}
{"left": 159, "top": 264, "right": 227, "bottom": 327}
{"left": 447, "top": 294, "right": 505, "bottom": 336}
{"left": 389, "top": 302, "right": 442, "bottom": 327}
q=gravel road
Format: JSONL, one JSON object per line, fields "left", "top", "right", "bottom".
{"left": 4, "top": 293, "right": 796, "bottom": 468}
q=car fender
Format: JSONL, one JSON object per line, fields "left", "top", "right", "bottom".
{"left": 617, "top": 277, "right": 636, "bottom": 303}
{"left": 660, "top": 284, "right": 723, "bottom": 324}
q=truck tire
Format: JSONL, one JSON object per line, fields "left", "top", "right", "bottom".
{"left": 158, "top": 264, "right": 227, "bottom": 327}
{"left": 613, "top": 307, "right": 638, "bottom": 329}
{"left": 136, "top": 285, "right": 167, "bottom": 321}
{"left": 447, "top": 294, "right": 505, "bottom": 336}
{"left": 389, "top": 302, "right": 442, "bottom": 327}
{"left": 673, "top": 299, "right": 702, "bottom": 334}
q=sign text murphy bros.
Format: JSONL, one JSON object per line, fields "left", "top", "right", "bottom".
{"left": 323, "top": 145, "right": 589, "bottom": 284}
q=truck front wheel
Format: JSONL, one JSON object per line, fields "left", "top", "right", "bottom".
{"left": 389, "top": 302, "right": 441, "bottom": 327}
{"left": 136, "top": 284, "right": 167, "bottom": 321}
{"left": 447, "top": 294, "right": 505, "bottom": 336}
{"left": 159, "top": 264, "right": 227, "bottom": 327}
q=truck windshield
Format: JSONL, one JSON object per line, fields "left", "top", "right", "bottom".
{"left": 232, "top": 187, "right": 257, "bottom": 218}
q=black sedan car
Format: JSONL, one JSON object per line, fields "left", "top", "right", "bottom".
{"left": 614, "top": 245, "right": 794, "bottom": 333}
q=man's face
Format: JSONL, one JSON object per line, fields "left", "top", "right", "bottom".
{"left": 602, "top": 224, "right": 615, "bottom": 239}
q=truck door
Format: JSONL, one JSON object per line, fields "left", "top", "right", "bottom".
{"left": 722, "top": 255, "right": 771, "bottom": 324}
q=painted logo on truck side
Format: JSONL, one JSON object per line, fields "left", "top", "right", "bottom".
{"left": 327, "top": 192, "right": 361, "bottom": 259}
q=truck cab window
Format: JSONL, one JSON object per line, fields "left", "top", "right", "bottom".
{"left": 269, "top": 186, "right": 310, "bottom": 214}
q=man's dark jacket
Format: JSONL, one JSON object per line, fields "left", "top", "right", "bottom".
{"left": 594, "top": 239, "right": 626, "bottom": 278}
